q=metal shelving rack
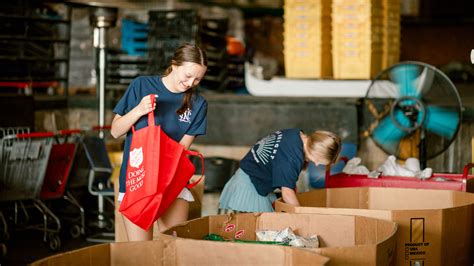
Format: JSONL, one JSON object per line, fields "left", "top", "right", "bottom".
{"left": 0, "top": 1, "right": 71, "bottom": 101}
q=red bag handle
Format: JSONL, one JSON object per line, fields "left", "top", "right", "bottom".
{"left": 132, "top": 94, "right": 156, "bottom": 133}
{"left": 185, "top": 149, "right": 205, "bottom": 189}
{"left": 462, "top": 163, "right": 473, "bottom": 180}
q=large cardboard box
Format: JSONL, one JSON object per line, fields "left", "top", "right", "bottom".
{"left": 114, "top": 175, "right": 204, "bottom": 242}
{"left": 275, "top": 187, "right": 474, "bottom": 265}
{"left": 164, "top": 212, "right": 397, "bottom": 265}
{"left": 31, "top": 237, "right": 329, "bottom": 265}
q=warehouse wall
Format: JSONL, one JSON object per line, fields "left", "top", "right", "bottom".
{"left": 34, "top": 94, "right": 473, "bottom": 174}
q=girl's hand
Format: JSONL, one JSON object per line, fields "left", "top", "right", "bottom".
{"left": 136, "top": 94, "right": 157, "bottom": 116}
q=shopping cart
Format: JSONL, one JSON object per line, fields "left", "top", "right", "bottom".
{"left": 64, "top": 126, "right": 115, "bottom": 242}
{"left": 39, "top": 126, "right": 114, "bottom": 242}
{"left": 39, "top": 129, "right": 84, "bottom": 239}
{"left": 0, "top": 128, "right": 61, "bottom": 251}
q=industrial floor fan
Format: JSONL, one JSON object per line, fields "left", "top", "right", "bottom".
{"left": 361, "top": 61, "right": 463, "bottom": 168}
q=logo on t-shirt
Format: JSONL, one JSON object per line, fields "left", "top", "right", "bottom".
{"left": 178, "top": 108, "right": 192, "bottom": 123}
{"left": 251, "top": 131, "right": 283, "bottom": 165}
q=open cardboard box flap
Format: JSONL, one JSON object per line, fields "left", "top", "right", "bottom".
{"left": 32, "top": 236, "right": 330, "bottom": 265}
{"left": 275, "top": 187, "right": 474, "bottom": 265}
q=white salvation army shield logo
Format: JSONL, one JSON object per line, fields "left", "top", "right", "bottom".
{"left": 129, "top": 147, "right": 143, "bottom": 168}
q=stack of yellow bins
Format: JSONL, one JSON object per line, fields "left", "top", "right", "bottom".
{"left": 382, "top": 0, "right": 401, "bottom": 69}
{"left": 332, "top": 0, "right": 384, "bottom": 79}
{"left": 284, "top": 0, "right": 332, "bottom": 79}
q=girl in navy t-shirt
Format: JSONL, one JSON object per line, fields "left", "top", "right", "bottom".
{"left": 219, "top": 129, "right": 341, "bottom": 213}
{"left": 111, "top": 43, "right": 208, "bottom": 241}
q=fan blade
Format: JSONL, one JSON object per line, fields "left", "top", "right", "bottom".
{"left": 372, "top": 110, "right": 412, "bottom": 153}
{"left": 390, "top": 64, "right": 420, "bottom": 98}
{"left": 423, "top": 105, "right": 459, "bottom": 139}
{"left": 416, "top": 66, "right": 436, "bottom": 97}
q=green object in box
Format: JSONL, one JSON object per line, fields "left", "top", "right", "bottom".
{"left": 204, "top": 234, "right": 225, "bottom": 241}
{"left": 203, "top": 234, "right": 289, "bottom": 246}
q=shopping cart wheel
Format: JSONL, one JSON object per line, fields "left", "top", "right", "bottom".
{"left": 105, "top": 218, "right": 115, "bottom": 232}
{"left": 48, "top": 233, "right": 61, "bottom": 251}
{"left": 69, "top": 224, "right": 82, "bottom": 239}
{"left": 0, "top": 243, "right": 6, "bottom": 258}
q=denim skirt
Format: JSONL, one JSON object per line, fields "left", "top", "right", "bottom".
{"left": 219, "top": 168, "right": 276, "bottom": 213}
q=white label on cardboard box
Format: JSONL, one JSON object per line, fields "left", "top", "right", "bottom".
{"left": 404, "top": 217, "right": 431, "bottom": 262}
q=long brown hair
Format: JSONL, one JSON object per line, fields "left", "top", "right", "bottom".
{"left": 163, "top": 43, "right": 208, "bottom": 115}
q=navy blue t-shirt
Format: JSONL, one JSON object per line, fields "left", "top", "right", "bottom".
{"left": 239, "top": 128, "right": 305, "bottom": 196}
{"left": 113, "top": 76, "right": 208, "bottom": 193}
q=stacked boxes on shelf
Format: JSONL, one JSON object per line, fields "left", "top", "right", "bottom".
{"left": 332, "top": 0, "right": 384, "bottom": 79}
{"left": 147, "top": 10, "right": 198, "bottom": 75}
{"left": 382, "top": 0, "right": 401, "bottom": 69}
{"left": 106, "top": 52, "right": 148, "bottom": 89}
{"left": 199, "top": 17, "right": 229, "bottom": 91}
{"left": 283, "top": 0, "right": 332, "bottom": 79}
{"left": 226, "top": 52, "right": 246, "bottom": 91}
{"left": 106, "top": 19, "right": 149, "bottom": 93}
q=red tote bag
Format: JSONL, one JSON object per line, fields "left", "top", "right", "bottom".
{"left": 119, "top": 94, "right": 162, "bottom": 227}
{"left": 130, "top": 130, "right": 204, "bottom": 230}
{"left": 153, "top": 130, "right": 204, "bottom": 221}
{"left": 119, "top": 94, "right": 204, "bottom": 231}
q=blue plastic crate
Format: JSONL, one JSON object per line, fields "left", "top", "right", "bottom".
{"left": 121, "top": 18, "right": 149, "bottom": 55}
{"left": 122, "top": 18, "right": 149, "bottom": 32}
{"left": 121, "top": 19, "right": 149, "bottom": 56}
{"left": 121, "top": 41, "right": 148, "bottom": 56}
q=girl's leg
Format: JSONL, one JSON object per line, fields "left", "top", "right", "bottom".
{"left": 122, "top": 214, "right": 153, "bottom": 241}
{"left": 157, "top": 198, "right": 189, "bottom": 233}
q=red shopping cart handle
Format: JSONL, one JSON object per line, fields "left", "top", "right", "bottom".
{"left": 16, "top": 132, "right": 55, "bottom": 138}
{"left": 58, "top": 129, "right": 82, "bottom": 135}
{"left": 92, "top": 125, "right": 111, "bottom": 130}
{"left": 61, "top": 126, "right": 111, "bottom": 133}
{"left": 14, "top": 125, "right": 111, "bottom": 139}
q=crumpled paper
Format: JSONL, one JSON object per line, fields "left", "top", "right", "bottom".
{"left": 377, "top": 155, "right": 433, "bottom": 179}
{"left": 256, "top": 227, "right": 319, "bottom": 248}
{"left": 342, "top": 157, "right": 370, "bottom": 175}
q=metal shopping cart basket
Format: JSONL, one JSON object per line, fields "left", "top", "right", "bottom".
{"left": 0, "top": 128, "right": 61, "bottom": 251}
{"left": 39, "top": 129, "right": 85, "bottom": 240}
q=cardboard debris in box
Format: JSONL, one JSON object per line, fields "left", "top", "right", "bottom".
{"left": 163, "top": 212, "right": 397, "bottom": 266}
{"left": 31, "top": 237, "right": 329, "bottom": 265}
{"left": 275, "top": 187, "right": 474, "bottom": 265}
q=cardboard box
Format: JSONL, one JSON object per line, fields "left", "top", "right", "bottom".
{"left": 31, "top": 237, "right": 329, "bottom": 265}
{"left": 275, "top": 187, "right": 474, "bottom": 265}
{"left": 114, "top": 175, "right": 205, "bottom": 242}
{"left": 164, "top": 212, "right": 397, "bottom": 265}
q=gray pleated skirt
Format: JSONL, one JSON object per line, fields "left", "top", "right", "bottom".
{"left": 219, "top": 168, "right": 276, "bottom": 213}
